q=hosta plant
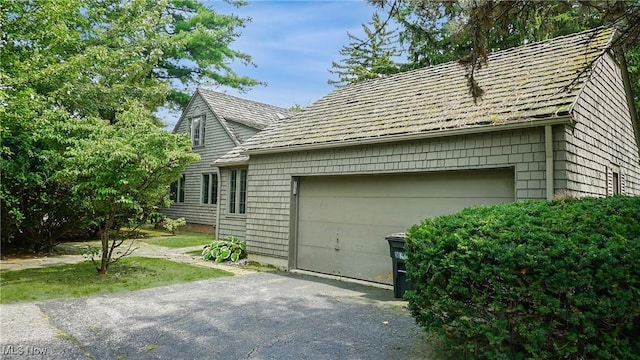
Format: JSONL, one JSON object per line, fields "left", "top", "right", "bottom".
{"left": 202, "top": 236, "right": 246, "bottom": 263}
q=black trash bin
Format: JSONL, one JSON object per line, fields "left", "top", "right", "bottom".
{"left": 386, "top": 233, "right": 416, "bottom": 298}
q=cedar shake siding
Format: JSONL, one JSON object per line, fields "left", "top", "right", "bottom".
{"left": 557, "top": 52, "right": 640, "bottom": 196}
{"left": 162, "top": 89, "right": 294, "bottom": 232}
{"left": 216, "top": 167, "right": 248, "bottom": 242}
{"left": 219, "top": 127, "right": 558, "bottom": 260}
{"left": 162, "top": 94, "right": 233, "bottom": 228}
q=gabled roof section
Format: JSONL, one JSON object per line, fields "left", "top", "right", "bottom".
{"left": 213, "top": 145, "right": 249, "bottom": 167}
{"left": 198, "top": 89, "right": 295, "bottom": 131}
{"left": 173, "top": 89, "right": 295, "bottom": 145}
{"left": 242, "top": 28, "right": 615, "bottom": 153}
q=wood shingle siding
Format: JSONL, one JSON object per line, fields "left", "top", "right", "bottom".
{"left": 231, "top": 128, "right": 551, "bottom": 260}
{"left": 559, "top": 52, "right": 640, "bottom": 196}
{"left": 161, "top": 90, "right": 294, "bottom": 231}
{"left": 216, "top": 169, "right": 248, "bottom": 242}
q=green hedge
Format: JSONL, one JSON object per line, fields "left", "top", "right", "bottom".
{"left": 406, "top": 196, "right": 640, "bottom": 359}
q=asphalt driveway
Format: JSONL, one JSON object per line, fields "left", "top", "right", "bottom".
{"left": 1, "top": 271, "right": 436, "bottom": 359}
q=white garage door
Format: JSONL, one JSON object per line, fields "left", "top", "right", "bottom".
{"left": 295, "top": 168, "right": 515, "bottom": 284}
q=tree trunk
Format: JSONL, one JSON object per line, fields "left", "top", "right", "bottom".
{"left": 98, "top": 217, "right": 114, "bottom": 274}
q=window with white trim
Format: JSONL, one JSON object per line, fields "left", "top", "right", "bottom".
{"left": 229, "top": 169, "right": 248, "bottom": 214}
{"left": 190, "top": 115, "right": 205, "bottom": 147}
{"left": 202, "top": 173, "right": 218, "bottom": 204}
{"left": 170, "top": 174, "right": 185, "bottom": 203}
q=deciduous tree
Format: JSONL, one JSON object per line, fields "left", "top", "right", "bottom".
{"left": 1, "top": 0, "right": 255, "bottom": 261}
{"left": 55, "top": 105, "right": 199, "bottom": 274}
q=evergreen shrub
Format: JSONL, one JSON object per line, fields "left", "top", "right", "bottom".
{"left": 406, "top": 196, "right": 640, "bottom": 359}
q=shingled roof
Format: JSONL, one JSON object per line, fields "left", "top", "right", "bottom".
{"left": 174, "top": 89, "right": 294, "bottom": 145}
{"left": 212, "top": 144, "right": 249, "bottom": 166}
{"left": 197, "top": 89, "right": 293, "bottom": 130}
{"left": 240, "top": 28, "right": 614, "bottom": 154}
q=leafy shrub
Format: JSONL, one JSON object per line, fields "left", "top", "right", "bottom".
{"left": 406, "top": 196, "right": 640, "bottom": 359}
{"left": 162, "top": 217, "right": 186, "bottom": 235}
{"left": 202, "top": 236, "right": 246, "bottom": 263}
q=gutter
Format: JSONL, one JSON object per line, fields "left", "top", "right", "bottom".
{"left": 213, "top": 160, "right": 249, "bottom": 168}
{"left": 245, "top": 116, "right": 574, "bottom": 156}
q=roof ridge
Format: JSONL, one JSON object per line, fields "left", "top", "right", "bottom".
{"left": 344, "top": 27, "right": 613, "bottom": 90}
{"left": 196, "top": 88, "right": 294, "bottom": 114}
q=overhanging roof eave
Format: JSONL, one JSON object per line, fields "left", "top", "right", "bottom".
{"left": 246, "top": 115, "right": 574, "bottom": 156}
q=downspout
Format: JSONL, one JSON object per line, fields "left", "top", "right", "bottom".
{"left": 214, "top": 167, "right": 221, "bottom": 239}
{"left": 545, "top": 125, "right": 554, "bottom": 200}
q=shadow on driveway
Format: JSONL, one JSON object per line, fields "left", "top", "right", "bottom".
{"left": 2, "top": 271, "right": 438, "bottom": 359}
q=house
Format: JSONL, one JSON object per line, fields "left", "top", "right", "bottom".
{"left": 162, "top": 89, "right": 294, "bottom": 233}
{"left": 213, "top": 28, "right": 640, "bottom": 284}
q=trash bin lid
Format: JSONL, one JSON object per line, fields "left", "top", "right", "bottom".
{"left": 385, "top": 232, "right": 407, "bottom": 242}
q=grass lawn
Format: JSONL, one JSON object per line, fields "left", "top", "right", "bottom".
{"left": 0, "top": 257, "right": 231, "bottom": 304}
{"left": 138, "top": 233, "right": 213, "bottom": 248}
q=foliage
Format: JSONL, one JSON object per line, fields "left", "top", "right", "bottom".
{"left": 288, "top": 104, "right": 304, "bottom": 112}
{"left": 329, "top": 12, "right": 405, "bottom": 87}
{"left": 405, "top": 196, "right": 640, "bottom": 359}
{"left": 626, "top": 44, "right": 640, "bottom": 113}
{"left": 163, "top": 217, "right": 187, "bottom": 236}
{"left": 0, "top": 91, "right": 86, "bottom": 252}
{"left": 381, "top": 1, "right": 607, "bottom": 69}
{"left": 368, "top": 0, "right": 639, "bottom": 105}
{"left": 0, "top": 257, "right": 232, "bottom": 304}
{"left": 1, "top": 0, "right": 258, "bottom": 258}
{"left": 55, "top": 108, "right": 199, "bottom": 273}
{"left": 202, "top": 236, "right": 247, "bottom": 263}
{"left": 2, "top": 0, "right": 259, "bottom": 113}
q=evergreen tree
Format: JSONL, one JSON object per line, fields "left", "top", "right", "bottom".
{"left": 328, "top": 12, "right": 404, "bottom": 87}
{"left": 369, "top": 0, "right": 639, "bottom": 105}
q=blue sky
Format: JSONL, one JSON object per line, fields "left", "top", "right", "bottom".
{"left": 164, "top": 0, "right": 392, "bottom": 128}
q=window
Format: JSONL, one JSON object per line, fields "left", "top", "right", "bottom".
{"left": 170, "top": 174, "right": 185, "bottom": 203}
{"left": 239, "top": 169, "right": 247, "bottom": 213}
{"left": 229, "top": 169, "right": 248, "bottom": 214}
{"left": 202, "top": 173, "right": 218, "bottom": 204}
{"left": 607, "top": 166, "right": 626, "bottom": 196}
{"left": 190, "top": 116, "right": 205, "bottom": 147}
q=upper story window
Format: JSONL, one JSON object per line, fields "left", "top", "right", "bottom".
{"left": 202, "top": 173, "right": 218, "bottom": 205}
{"left": 170, "top": 174, "right": 186, "bottom": 203}
{"left": 190, "top": 115, "right": 205, "bottom": 147}
{"left": 229, "top": 168, "right": 247, "bottom": 214}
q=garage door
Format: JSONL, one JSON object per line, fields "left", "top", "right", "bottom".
{"left": 295, "top": 168, "right": 515, "bottom": 284}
